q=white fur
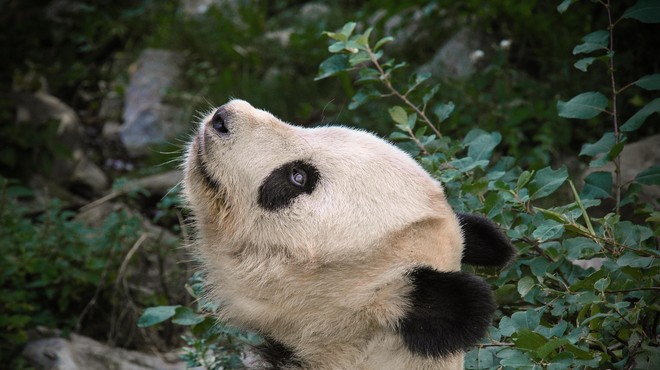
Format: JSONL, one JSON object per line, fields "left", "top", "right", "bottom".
{"left": 183, "top": 100, "right": 465, "bottom": 369}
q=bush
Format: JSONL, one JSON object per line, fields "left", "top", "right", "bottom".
{"left": 0, "top": 177, "right": 141, "bottom": 367}
{"left": 140, "top": 1, "right": 658, "bottom": 368}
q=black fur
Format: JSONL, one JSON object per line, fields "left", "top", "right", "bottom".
{"left": 258, "top": 160, "right": 320, "bottom": 211}
{"left": 400, "top": 267, "right": 496, "bottom": 358}
{"left": 255, "top": 337, "right": 304, "bottom": 369}
{"left": 458, "top": 213, "right": 516, "bottom": 267}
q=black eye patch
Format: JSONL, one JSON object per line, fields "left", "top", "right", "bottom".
{"left": 258, "top": 160, "right": 320, "bottom": 211}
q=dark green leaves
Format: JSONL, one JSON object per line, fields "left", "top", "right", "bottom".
{"left": 620, "top": 98, "right": 660, "bottom": 132}
{"left": 634, "top": 74, "right": 660, "bottom": 90}
{"left": 528, "top": 166, "right": 568, "bottom": 200}
{"left": 635, "top": 165, "right": 660, "bottom": 185}
{"left": 138, "top": 305, "right": 205, "bottom": 327}
{"left": 315, "top": 55, "right": 349, "bottom": 80}
{"left": 623, "top": 0, "right": 660, "bottom": 23}
{"left": 557, "top": 92, "right": 608, "bottom": 119}
{"left": 572, "top": 31, "right": 609, "bottom": 55}
{"left": 138, "top": 305, "right": 180, "bottom": 327}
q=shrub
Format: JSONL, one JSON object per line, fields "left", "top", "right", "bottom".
{"left": 140, "top": 1, "right": 658, "bottom": 368}
{"left": 0, "top": 177, "right": 141, "bottom": 367}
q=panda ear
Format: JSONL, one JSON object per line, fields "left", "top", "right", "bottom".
{"left": 457, "top": 213, "right": 516, "bottom": 267}
{"left": 399, "top": 267, "right": 496, "bottom": 357}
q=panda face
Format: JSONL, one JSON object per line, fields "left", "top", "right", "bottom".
{"left": 185, "top": 99, "right": 461, "bottom": 265}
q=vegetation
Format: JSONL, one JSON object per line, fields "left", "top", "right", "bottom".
{"left": 1, "top": 0, "right": 658, "bottom": 369}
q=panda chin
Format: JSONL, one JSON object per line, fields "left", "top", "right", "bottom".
{"left": 196, "top": 134, "right": 223, "bottom": 195}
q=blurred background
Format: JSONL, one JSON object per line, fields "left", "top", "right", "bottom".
{"left": 1, "top": 0, "right": 658, "bottom": 369}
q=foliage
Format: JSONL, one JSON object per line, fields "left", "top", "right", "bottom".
{"left": 0, "top": 177, "right": 141, "bottom": 367}
{"left": 315, "top": 1, "right": 659, "bottom": 368}
{"left": 140, "top": 2, "right": 658, "bottom": 369}
{"left": 138, "top": 272, "right": 262, "bottom": 369}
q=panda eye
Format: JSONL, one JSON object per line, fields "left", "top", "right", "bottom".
{"left": 290, "top": 167, "right": 307, "bottom": 187}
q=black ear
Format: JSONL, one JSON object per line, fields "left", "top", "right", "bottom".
{"left": 399, "top": 267, "right": 496, "bottom": 358}
{"left": 457, "top": 213, "right": 516, "bottom": 267}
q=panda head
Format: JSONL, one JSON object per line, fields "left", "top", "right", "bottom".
{"left": 183, "top": 99, "right": 515, "bottom": 368}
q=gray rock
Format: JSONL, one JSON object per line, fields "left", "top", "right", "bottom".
{"left": 418, "top": 28, "right": 487, "bottom": 79}
{"left": 120, "top": 49, "right": 186, "bottom": 157}
{"left": 11, "top": 92, "right": 109, "bottom": 194}
{"left": 23, "top": 332, "right": 185, "bottom": 370}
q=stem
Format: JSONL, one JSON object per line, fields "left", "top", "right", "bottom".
{"left": 605, "top": 0, "right": 622, "bottom": 213}
{"left": 366, "top": 46, "right": 443, "bottom": 140}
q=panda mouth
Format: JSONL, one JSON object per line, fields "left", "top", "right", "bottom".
{"left": 196, "top": 133, "right": 223, "bottom": 194}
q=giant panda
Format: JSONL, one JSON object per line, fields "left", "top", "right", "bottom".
{"left": 182, "top": 99, "right": 515, "bottom": 369}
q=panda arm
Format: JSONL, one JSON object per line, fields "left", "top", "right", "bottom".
{"left": 398, "top": 267, "right": 496, "bottom": 358}
{"left": 457, "top": 213, "right": 516, "bottom": 267}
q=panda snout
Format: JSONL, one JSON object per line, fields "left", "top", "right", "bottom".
{"left": 209, "top": 106, "right": 230, "bottom": 137}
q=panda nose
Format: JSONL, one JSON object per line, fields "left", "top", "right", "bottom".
{"left": 210, "top": 106, "right": 230, "bottom": 136}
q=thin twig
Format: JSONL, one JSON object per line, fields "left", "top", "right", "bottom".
{"left": 604, "top": 0, "right": 622, "bottom": 214}
{"left": 366, "top": 45, "right": 443, "bottom": 141}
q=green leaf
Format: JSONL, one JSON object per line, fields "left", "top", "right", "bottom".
{"left": 580, "top": 171, "right": 612, "bottom": 200}
{"left": 388, "top": 106, "right": 408, "bottom": 126}
{"left": 572, "top": 30, "right": 609, "bottom": 55}
{"left": 635, "top": 74, "right": 660, "bottom": 90}
{"left": 423, "top": 84, "right": 440, "bottom": 106}
{"left": 579, "top": 132, "right": 615, "bottom": 157}
{"left": 172, "top": 306, "right": 205, "bottom": 326}
{"left": 348, "top": 50, "right": 371, "bottom": 66}
{"left": 532, "top": 220, "right": 565, "bottom": 242}
{"left": 635, "top": 165, "right": 660, "bottom": 185}
{"left": 557, "top": 92, "right": 608, "bottom": 119}
{"left": 574, "top": 57, "right": 596, "bottom": 72}
{"left": 623, "top": 0, "right": 660, "bottom": 23}
{"left": 514, "top": 329, "right": 548, "bottom": 351}
{"left": 137, "top": 305, "right": 180, "bottom": 327}
{"left": 517, "top": 276, "right": 535, "bottom": 298}
{"left": 355, "top": 68, "right": 380, "bottom": 83}
{"left": 355, "top": 27, "right": 373, "bottom": 47}
{"left": 433, "top": 102, "right": 455, "bottom": 122}
{"left": 374, "top": 36, "right": 394, "bottom": 51}
{"left": 408, "top": 72, "right": 431, "bottom": 91}
{"left": 528, "top": 166, "right": 568, "bottom": 200}
{"left": 339, "top": 22, "right": 357, "bottom": 39}
{"left": 464, "top": 130, "right": 502, "bottom": 162}
{"left": 498, "top": 349, "right": 535, "bottom": 367}
{"left": 348, "top": 86, "right": 382, "bottom": 109}
{"left": 594, "top": 277, "right": 610, "bottom": 292}
{"left": 617, "top": 252, "right": 654, "bottom": 268}
{"left": 557, "top": 0, "right": 573, "bottom": 13}
{"left": 537, "top": 338, "right": 570, "bottom": 359}
{"left": 621, "top": 98, "right": 660, "bottom": 132}
{"left": 499, "top": 310, "right": 542, "bottom": 336}
{"left": 315, "top": 55, "right": 349, "bottom": 81}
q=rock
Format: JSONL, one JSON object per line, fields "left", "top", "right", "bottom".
{"left": 23, "top": 332, "right": 185, "bottom": 370}
{"left": 180, "top": 0, "right": 221, "bottom": 15}
{"left": 11, "top": 92, "right": 109, "bottom": 195}
{"left": 418, "top": 28, "right": 487, "bottom": 79}
{"left": 120, "top": 49, "right": 186, "bottom": 157}
{"left": 99, "top": 90, "right": 123, "bottom": 122}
